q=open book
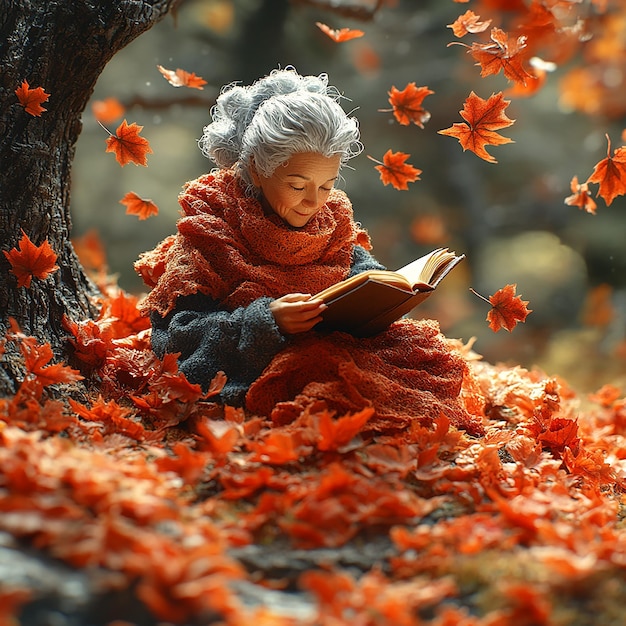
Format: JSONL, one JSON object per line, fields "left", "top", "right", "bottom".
{"left": 314, "top": 247, "right": 465, "bottom": 336}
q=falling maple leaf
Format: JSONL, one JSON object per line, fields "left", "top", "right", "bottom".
{"left": 316, "top": 22, "right": 364, "bottom": 42}
{"left": 384, "top": 83, "right": 434, "bottom": 128}
{"left": 368, "top": 150, "right": 421, "bottom": 190}
{"left": 471, "top": 284, "right": 531, "bottom": 332}
{"left": 351, "top": 41, "right": 381, "bottom": 76}
{"left": 3, "top": 230, "right": 59, "bottom": 288}
{"left": 447, "top": 10, "right": 492, "bottom": 37}
{"left": 586, "top": 134, "right": 626, "bottom": 206}
{"left": 15, "top": 80, "right": 50, "bottom": 116}
{"left": 461, "top": 27, "right": 533, "bottom": 85}
{"left": 157, "top": 65, "right": 207, "bottom": 90}
{"left": 438, "top": 91, "right": 515, "bottom": 163}
{"left": 564, "top": 175, "right": 597, "bottom": 214}
{"left": 91, "top": 97, "right": 125, "bottom": 124}
{"left": 104, "top": 119, "right": 153, "bottom": 167}
{"left": 119, "top": 192, "right": 159, "bottom": 220}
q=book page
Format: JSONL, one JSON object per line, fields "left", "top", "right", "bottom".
{"left": 314, "top": 269, "right": 412, "bottom": 303}
{"left": 396, "top": 248, "right": 459, "bottom": 289}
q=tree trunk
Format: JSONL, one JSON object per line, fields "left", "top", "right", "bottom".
{"left": 0, "top": 0, "right": 180, "bottom": 395}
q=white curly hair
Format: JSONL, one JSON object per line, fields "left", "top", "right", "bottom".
{"left": 198, "top": 66, "right": 363, "bottom": 191}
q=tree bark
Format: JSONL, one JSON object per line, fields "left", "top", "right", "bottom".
{"left": 0, "top": 0, "right": 180, "bottom": 395}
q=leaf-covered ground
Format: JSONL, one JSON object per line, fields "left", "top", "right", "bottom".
{"left": 1, "top": 284, "right": 625, "bottom": 625}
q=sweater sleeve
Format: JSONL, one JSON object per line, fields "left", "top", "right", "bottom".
{"left": 148, "top": 244, "right": 383, "bottom": 406}
{"left": 349, "top": 244, "right": 386, "bottom": 276}
{"left": 150, "top": 292, "right": 287, "bottom": 406}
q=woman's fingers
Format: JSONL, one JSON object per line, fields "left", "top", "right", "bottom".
{"left": 270, "top": 295, "right": 327, "bottom": 334}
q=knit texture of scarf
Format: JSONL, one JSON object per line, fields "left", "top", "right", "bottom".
{"left": 135, "top": 168, "right": 482, "bottom": 436}
{"left": 135, "top": 169, "right": 370, "bottom": 317}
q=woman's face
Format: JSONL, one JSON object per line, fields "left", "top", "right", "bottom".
{"left": 252, "top": 152, "right": 342, "bottom": 228}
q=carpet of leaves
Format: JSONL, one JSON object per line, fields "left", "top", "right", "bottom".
{"left": 1, "top": 284, "right": 626, "bottom": 625}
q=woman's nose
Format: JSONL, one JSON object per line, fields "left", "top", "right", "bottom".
{"left": 303, "top": 188, "right": 318, "bottom": 207}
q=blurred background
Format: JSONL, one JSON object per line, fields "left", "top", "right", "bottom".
{"left": 70, "top": 0, "right": 626, "bottom": 393}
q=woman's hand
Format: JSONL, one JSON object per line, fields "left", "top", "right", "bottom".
{"left": 269, "top": 293, "right": 327, "bottom": 334}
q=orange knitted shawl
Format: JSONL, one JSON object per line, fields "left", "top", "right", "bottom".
{"left": 135, "top": 169, "right": 371, "bottom": 317}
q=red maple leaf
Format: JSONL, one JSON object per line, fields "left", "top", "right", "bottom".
{"left": 315, "top": 22, "right": 364, "bottom": 42}
{"left": 20, "top": 339, "right": 84, "bottom": 388}
{"left": 157, "top": 65, "right": 207, "bottom": 90}
{"left": 4, "top": 230, "right": 59, "bottom": 288}
{"left": 63, "top": 315, "right": 114, "bottom": 367}
{"left": 465, "top": 27, "right": 533, "bottom": 85}
{"left": 564, "top": 175, "right": 597, "bottom": 214}
{"left": 369, "top": 150, "right": 421, "bottom": 190}
{"left": 447, "top": 10, "right": 492, "bottom": 37}
{"left": 316, "top": 408, "right": 373, "bottom": 451}
{"left": 385, "top": 83, "right": 434, "bottom": 128}
{"left": 438, "top": 91, "right": 515, "bottom": 163}
{"left": 472, "top": 283, "right": 531, "bottom": 332}
{"left": 71, "top": 229, "right": 108, "bottom": 273}
{"left": 91, "top": 97, "right": 125, "bottom": 124}
{"left": 69, "top": 396, "right": 146, "bottom": 441}
{"left": 250, "top": 430, "right": 301, "bottom": 465}
{"left": 104, "top": 119, "right": 153, "bottom": 167}
{"left": 15, "top": 80, "right": 50, "bottom": 116}
{"left": 119, "top": 191, "right": 159, "bottom": 220}
{"left": 587, "top": 134, "right": 626, "bottom": 206}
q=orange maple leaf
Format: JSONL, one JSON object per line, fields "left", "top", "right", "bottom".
{"left": 438, "top": 91, "right": 515, "bottom": 163}
{"left": 464, "top": 27, "right": 533, "bottom": 85}
{"left": 69, "top": 396, "right": 145, "bottom": 441}
{"left": 20, "top": 339, "right": 84, "bottom": 387}
{"left": 369, "top": 150, "right": 421, "bottom": 190}
{"left": 447, "top": 10, "right": 492, "bottom": 37}
{"left": 157, "top": 65, "right": 207, "bottom": 90}
{"left": 472, "top": 283, "right": 531, "bottom": 332}
{"left": 91, "top": 97, "right": 125, "bottom": 124}
{"left": 317, "top": 408, "right": 373, "bottom": 452}
{"left": 250, "top": 431, "right": 300, "bottom": 465}
{"left": 385, "top": 83, "right": 434, "bottom": 128}
{"left": 4, "top": 230, "right": 59, "bottom": 288}
{"left": 564, "top": 175, "right": 597, "bottom": 215}
{"left": 72, "top": 229, "right": 108, "bottom": 273}
{"left": 316, "top": 22, "right": 364, "bottom": 42}
{"left": 587, "top": 134, "right": 626, "bottom": 206}
{"left": 104, "top": 119, "right": 153, "bottom": 167}
{"left": 15, "top": 80, "right": 50, "bottom": 116}
{"left": 119, "top": 191, "right": 159, "bottom": 220}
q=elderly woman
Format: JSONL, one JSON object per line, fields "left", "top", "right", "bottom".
{"left": 135, "top": 67, "right": 480, "bottom": 435}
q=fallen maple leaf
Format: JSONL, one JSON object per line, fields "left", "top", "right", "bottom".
{"left": 104, "top": 119, "right": 153, "bottom": 167}
{"left": 438, "top": 91, "right": 515, "bottom": 163}
{"left": 471, "top": 284, "right": 531, "bottom": 332}
{"left": 587, "top": 134, "right": 626, "bottom": 206}
{"left": 92, "top": 97, "right": 125, "bottom": 124}
{"left": 369, "top": 150, "right": 421, "bottom": 190}
{"left": 384, "top": 83, "right": 434, "bottom": 128}
{"left": 15, "top": 80, "right": 50, "bottom": 116}
{"left": 316, "top": 22, "right": 364, "bottom": 42}
{"left": 4, "top": 230, "right": 59, "bottom": 288}
{"left": 119, "top": 192, "right": 159, "bottom": 220}
{"left": 18, "top": 334, "right": 84, "bottom": 388}
{"left": 316, "top": 408, "right": 373, "bottom": 452}
{"left": 72, "top": 229, "right": 108, "bottom": 273}
{"left": 564, "top": 175, "right": 597, "bottom": 214}
{"left": 157, "top": 65, "right": 207, "bottom": 90}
